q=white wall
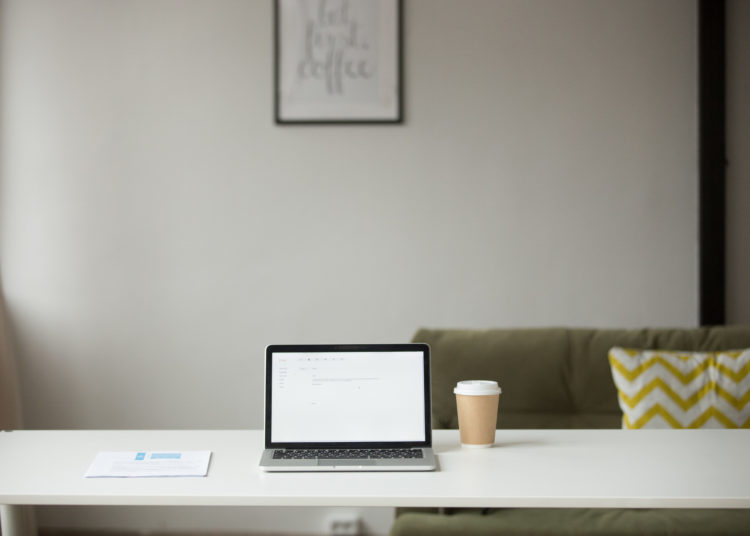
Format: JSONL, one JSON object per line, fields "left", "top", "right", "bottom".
{"left": 727, "top": 0, "right": 750, "bottom": 324}
{"left": 0, "top": 0, "right": 699, "bottom": 534}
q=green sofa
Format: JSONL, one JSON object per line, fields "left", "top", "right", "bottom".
{"left": 390, "top": 326, "right": 750, "bottom": 536}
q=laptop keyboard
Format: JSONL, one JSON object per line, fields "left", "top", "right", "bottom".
{"left": 273, "top": 448, "right": 424, "bottom": 460}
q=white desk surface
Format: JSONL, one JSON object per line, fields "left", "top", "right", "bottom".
{"left": 1, "top": 429, "right": 749, "bottom": 509}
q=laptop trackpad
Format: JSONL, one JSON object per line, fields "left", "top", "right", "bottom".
{"left": 318, "top": 459, "right": 376, "bottom": 466}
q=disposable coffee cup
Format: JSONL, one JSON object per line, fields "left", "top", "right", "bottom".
{"left": 454, "top": 380, "right": 501, "bottom": 448}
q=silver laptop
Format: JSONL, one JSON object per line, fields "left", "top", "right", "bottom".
{"left": 259, "top": 343, "right": 436, "bottom": 471}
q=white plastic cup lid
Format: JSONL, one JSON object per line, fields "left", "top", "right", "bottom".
{"left": 454, "top": 380, "right": 501, "bottom": 396}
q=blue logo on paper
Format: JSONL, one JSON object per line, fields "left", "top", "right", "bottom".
{"left": 151, "top": 452, "right": 181, "bottom": 459}
{"left": 135, "top": 452, "right": 146, "bottom": 460}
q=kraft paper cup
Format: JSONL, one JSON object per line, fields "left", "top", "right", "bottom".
{"left": 454, "top": 380, "right": 501, "bottom": 448}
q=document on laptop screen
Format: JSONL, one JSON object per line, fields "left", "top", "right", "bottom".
{"left": 270, "top": 351, "right": 426, "bottom": 443}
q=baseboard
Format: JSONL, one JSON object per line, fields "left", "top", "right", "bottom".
{"left": 40, "top": 529, "right": 318, "bottom": 536}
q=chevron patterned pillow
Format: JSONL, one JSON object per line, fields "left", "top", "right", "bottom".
{"left": 608, "top": 347, "right": 750, "bottom": 429}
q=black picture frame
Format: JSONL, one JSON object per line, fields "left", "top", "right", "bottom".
{"left": 274, "top": 0, "right": 403, "bottom": 125}
{"left": 698, "top": 0, "right": 726, "bottom": 326}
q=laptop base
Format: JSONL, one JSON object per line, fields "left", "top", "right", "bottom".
{"left": 259, "top": 448, "right": 436, "bottom": 472}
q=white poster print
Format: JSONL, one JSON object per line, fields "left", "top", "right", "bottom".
{"left": 276, "top": 0, "right": 401, "bottom": 122}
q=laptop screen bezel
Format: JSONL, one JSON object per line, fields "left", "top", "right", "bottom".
{"left": 264, "top": 343, "right": 432, "bottom": 449}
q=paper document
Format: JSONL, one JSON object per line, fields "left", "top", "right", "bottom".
{"left": 84, "top": 451, "right": 211, "bottom": 478}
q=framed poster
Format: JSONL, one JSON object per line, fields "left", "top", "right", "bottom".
{"left": 274, "top": 0, "right": 403, "bottom": 124}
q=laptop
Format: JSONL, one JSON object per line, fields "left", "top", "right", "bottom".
{"left": 259, "top": 343, "right": 436, "bottom": 471}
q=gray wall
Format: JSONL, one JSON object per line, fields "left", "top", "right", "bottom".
{"left": 727, "top": 0, "right": 750, "bottom": 324}
{"left": 0, "top": 0, "right": 724, "bottom": 534}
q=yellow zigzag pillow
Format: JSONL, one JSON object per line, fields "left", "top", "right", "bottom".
{"left": 608, "top": 347, "right": 750, "bottom": 429}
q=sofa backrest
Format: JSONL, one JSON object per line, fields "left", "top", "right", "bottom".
{"left": 413, "top": 326, "right": 750, "bottom": 430}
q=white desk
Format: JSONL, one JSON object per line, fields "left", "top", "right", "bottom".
{"left": 2, "top": 429, "right": 750, "bottom": 535}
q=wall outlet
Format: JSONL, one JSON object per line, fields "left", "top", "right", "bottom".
{"left": 327, "top": 514, "right": 361, "bottom": 535}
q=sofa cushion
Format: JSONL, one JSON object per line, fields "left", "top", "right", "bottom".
{"left": 413, "top": 326, "right": 750, "bottom": 430}
{"left": 609, "top": 347, "right": 750, "bottom": 428}
{"left": 390, "top": 508, "right": 750, "bottom": 536}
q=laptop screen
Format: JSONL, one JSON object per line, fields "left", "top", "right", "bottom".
{"left": 265, "top": 344, "right": 431, "bottom": 448}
